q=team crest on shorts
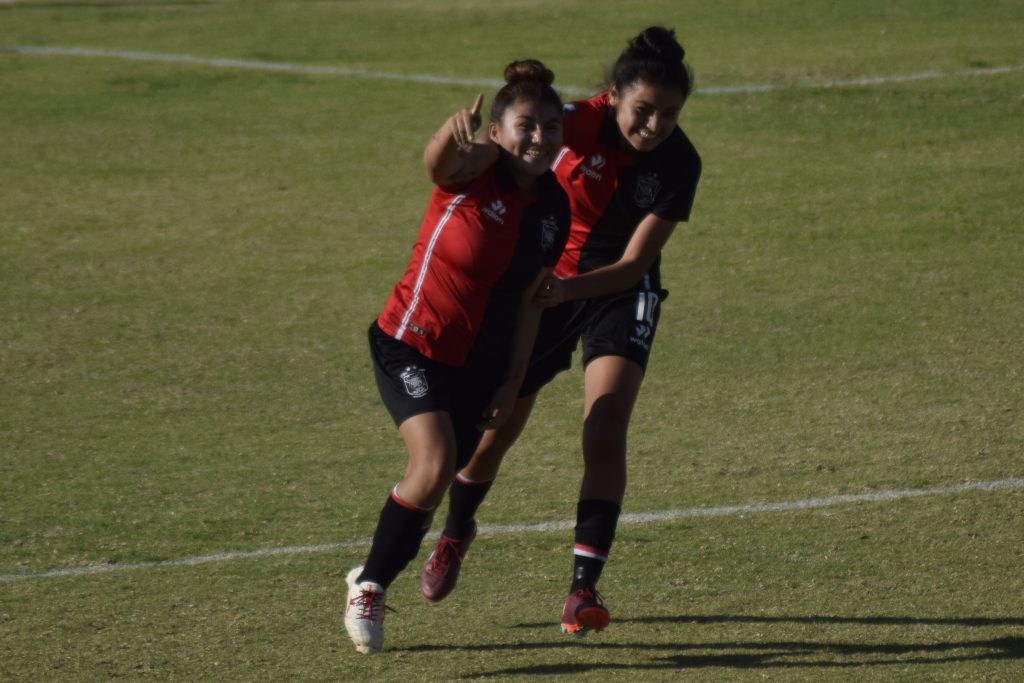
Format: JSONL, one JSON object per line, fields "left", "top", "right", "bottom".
{"left": 400, "top": 366, "right": 429, "bottom": 398}
{"left": 634, "top": 172, "right": 662, "bottom": 209}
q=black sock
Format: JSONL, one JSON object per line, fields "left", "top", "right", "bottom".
{"left": 442, "top": 474, "right": 493, "bottom": 538}
{"left": 359, "top": 491, "right": 432, "bottom": 589}
{"left": 570, "top": 499, "right": 621, "bottom": 592}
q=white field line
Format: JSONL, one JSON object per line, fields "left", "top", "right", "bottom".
{"left": 1, "top": 477, "right": 1021, "bottom": 583}
{"left": 3, "top": 45, "right": 1024, "bottom": 96}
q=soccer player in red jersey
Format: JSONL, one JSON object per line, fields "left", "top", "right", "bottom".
{"left": 345, "top": 61, "right": 570, "bottom": 654}
{"left": 422, "top": 28, "right": 702, "bottom": 635}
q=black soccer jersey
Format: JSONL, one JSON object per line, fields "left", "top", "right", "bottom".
{"left": 551, "top": 93, "right": 701, "bottom": 289}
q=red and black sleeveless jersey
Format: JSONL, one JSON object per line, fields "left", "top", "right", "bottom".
{"left": 551, "top": 93, "right": 701, "bottom": 287}
{"left": 377, "top": 162, "right": 570, "bottom": 367}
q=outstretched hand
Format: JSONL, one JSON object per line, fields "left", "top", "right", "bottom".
{"left": 449, "top": 93, "right": 484, "bottom": 151}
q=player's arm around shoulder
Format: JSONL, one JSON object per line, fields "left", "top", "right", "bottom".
{"left": 424, "top": 93, "right": 500, "bottom": 187}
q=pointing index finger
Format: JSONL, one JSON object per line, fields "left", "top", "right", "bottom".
{"left": 470, "top": 93, "right": 484, "bottom": 118}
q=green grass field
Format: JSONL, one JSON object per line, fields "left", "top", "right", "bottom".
{"left": 2, "top": 0, "right": 1023, "bottom": 679}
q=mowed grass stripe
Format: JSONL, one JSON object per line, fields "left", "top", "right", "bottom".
{"left": 3, "top": 44, "right": 1023, "bottom": 95}
{"left": 3, "top": 477, "right": 1020, "bottom": 583}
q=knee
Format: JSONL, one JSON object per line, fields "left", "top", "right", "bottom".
{"left": 461, "top": 421, "right": 516, "bottom": 480}
{"left": 427, "top": 461, "right": 457, "bottom": 495}
{"left": 476, "top": 427, "right": 514, "bottom": 464}
{"left": 407, "top": 455, "right": 456, "bottom": 500}
{"left": 583, "top": 404, "right": 630, "bottom": 448}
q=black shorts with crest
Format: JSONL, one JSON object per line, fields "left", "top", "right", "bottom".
{"left": 368, "top": 322, "right": 504, "bottom": 469}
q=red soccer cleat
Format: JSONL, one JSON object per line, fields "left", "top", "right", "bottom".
{"left": 560, "top": 587, "right": 610, "bottom": 635}
{"left": 419, "top": 523, "right": 477, "bottom": 602}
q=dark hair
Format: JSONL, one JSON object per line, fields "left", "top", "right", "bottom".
{"left": 490, "top": 59, "right": 562, "bottom": 122}
{"left": 610, "top": 26, "right": 693, "bottom": 99}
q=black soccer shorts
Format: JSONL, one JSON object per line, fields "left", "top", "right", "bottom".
{"left": 519, "top": 282, "right": 668, "bottom": 397}
{"left": 368, "top": 322, "right": 504, "bottom": 468}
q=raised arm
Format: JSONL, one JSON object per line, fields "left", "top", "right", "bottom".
{"left": 423, "top": 93, "right": 500, "bottom": 187}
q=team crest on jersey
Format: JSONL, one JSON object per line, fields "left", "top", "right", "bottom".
{"left": 634, "top": 172, "right": 662, "bottom": 209}
{"left": 400, "top": 366, "right": 429, "bottom": 398}
{"left": 540, "top": 216, "right": 559, "bottom": 252}
{"left": 483, "top": 199, "right": 507, "bottom": 224}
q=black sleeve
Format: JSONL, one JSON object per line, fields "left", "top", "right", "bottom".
{"left": 652, "top": 139, "right": 702, "bottom": 223}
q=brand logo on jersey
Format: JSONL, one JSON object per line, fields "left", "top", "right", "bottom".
{"left": 630, "top": 323, "right": 652, "bottom": 350}
{"left": 635, "top": 172, "right": 662, "bottom": 209}
{"left": 590, "top": 154, "right": 606, "bottom": 170}
{"left": 483, "top": 199, "right": 507, "bottom": 224}
{"left": 581, "top": 159, "right": 602, "bottom": 183}
{"left": 400, "top": 366, "right": 429, "bottom": 398}
{"left": 540, "top": 216, "right": 559, "bottom": 252}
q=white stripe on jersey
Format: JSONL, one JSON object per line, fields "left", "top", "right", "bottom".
{"left": 551, "top": 146, "right": 571, "bottom": 171}
{"left": 395, "top": 194, "right": 466, "bottom": 340}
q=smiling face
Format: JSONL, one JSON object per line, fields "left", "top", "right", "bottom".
{"left": 610, "top": 79, "right": 685, "bottom": 153}
{"left": 488, "top": 98, "right": 564, "bottom": 188}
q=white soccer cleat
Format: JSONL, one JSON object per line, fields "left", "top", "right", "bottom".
{"left": 344, "top": 566, "right": 387, "bottom": 654}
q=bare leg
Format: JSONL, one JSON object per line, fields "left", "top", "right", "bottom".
{"left": 580, "top": 355, "right": 644, "bottom": 504}
{"left": 395, "top": 410, "right": 459, "bottom": 509}
{"left": 458, "top": 393, "right": 538, "bottom": 482}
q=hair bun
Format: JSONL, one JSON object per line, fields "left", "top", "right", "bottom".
{"left": 633, "top": 26, "right": 685, "bottom": 63}
{"left": 490, "top": 58, "right": 562, "bottom": 123}
{"left": 610, "top": 26, "right": 693, "bottom": 97}
{"left": 504, "top": 59, "right": 555, "bottom": 87}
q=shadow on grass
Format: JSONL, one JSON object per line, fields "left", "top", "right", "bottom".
{"left": 453, "top": 638, "right": 1023, "bottom": 677}
{"left": 391, "top": 615, "right": 1024, "bottom": 677}
{"left": 516, "top": 614, "right": 1024, "bottom": 628}
{"left": 627, "top": 614, "right": 1024, "bottom": 627}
